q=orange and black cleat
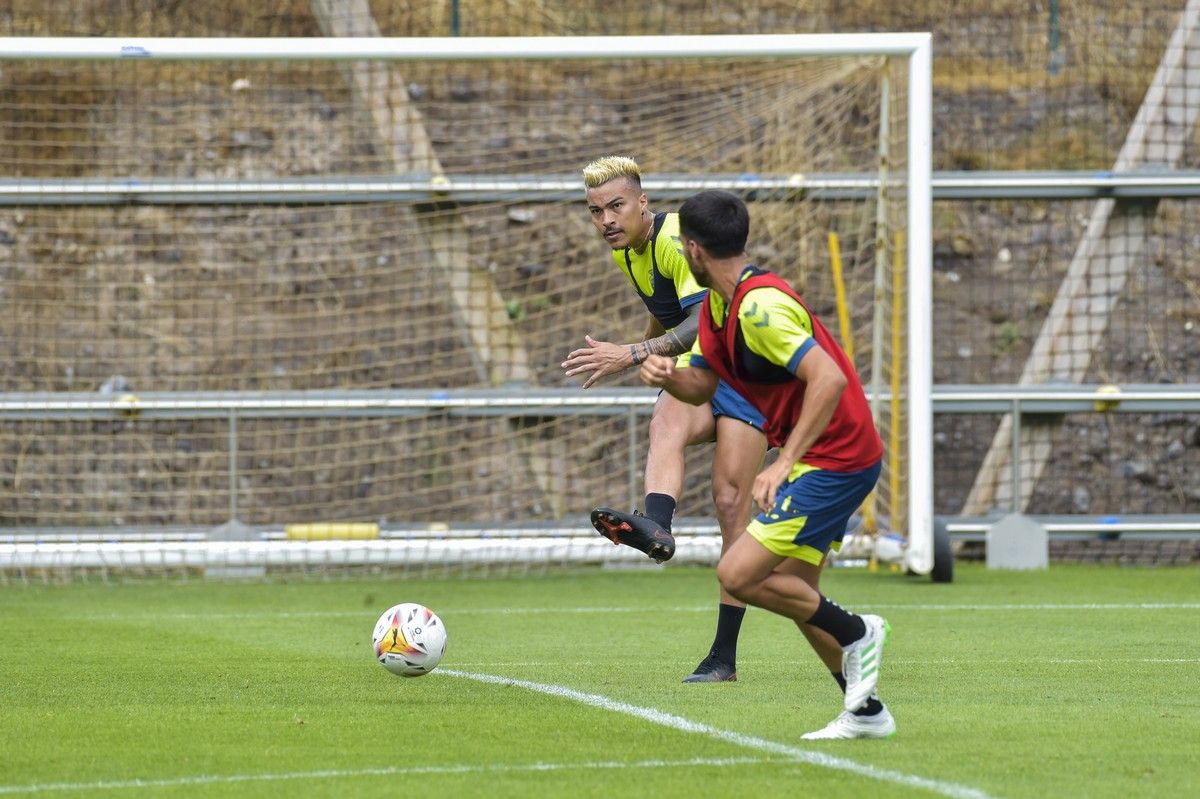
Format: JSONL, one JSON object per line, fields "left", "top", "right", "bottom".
{"left": 590, "top": 507, "right": 676, "bottom": 563}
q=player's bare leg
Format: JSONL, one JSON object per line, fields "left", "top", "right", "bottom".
{"left": 717, "top": 534, "right": 888, "bottom": 711}
{"left": 776, "top": 556, "right": 892, "bottom": 737}
{"left": 644, "top": 391, "right": 715, "bottom": 500}
{"left": 778, "top": 556, "right": 843, "bottom": 672}
{"left": 684, "top": 416, "right": 766, "bottom": 683}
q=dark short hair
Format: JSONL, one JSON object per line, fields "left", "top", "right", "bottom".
{"left": 678, "top": 190, "right": 749, "bottom": 258}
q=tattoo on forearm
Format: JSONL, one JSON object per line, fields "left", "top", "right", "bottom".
{"left": 644, "top": 334, "right": 679, "bottom": 357}
{"left": 643, "top": 312, "right": 699, "bottom": 357}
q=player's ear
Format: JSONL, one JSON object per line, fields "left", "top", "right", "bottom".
{"left": 683, "top": 236, "right": 701, "bottom": 259}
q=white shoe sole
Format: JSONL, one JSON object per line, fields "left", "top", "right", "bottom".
{"left": 802, "top": 707, "right": 896, "bottom": 740}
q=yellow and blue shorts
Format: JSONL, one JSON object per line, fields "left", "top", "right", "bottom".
{"left": 710, "top": 379, "right": 766, "bottom": 432}
{"left": 746, "top": 460, "right": 881, "bottom": 565}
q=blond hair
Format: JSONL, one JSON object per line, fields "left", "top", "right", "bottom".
{"left": 582, "top": 156, "right": 642, "bottom": 190}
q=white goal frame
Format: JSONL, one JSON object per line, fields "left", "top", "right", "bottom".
{"left": 0, "top": 33, "right": 934, "bottom": 575}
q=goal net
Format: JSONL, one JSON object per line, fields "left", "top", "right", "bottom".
{"left": 0, "top": 35, "right": 931, "bottom": 580}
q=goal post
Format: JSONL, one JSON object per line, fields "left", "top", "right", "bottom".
{"left": 0, "top": 34, "right": 933, "bottom": 577}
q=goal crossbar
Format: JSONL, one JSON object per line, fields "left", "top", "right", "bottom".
{"left": 0, "top": 33, "right": 934, "bottom": 575}
{"left": 0, "top": 33, "right": 932, "bottom": 61}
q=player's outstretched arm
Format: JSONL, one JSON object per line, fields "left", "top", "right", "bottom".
{"left": 638, "top": 354, "right": 717, "bottom": 405}
{"left": 563, "top": 307, "right": 699, "bottom": 390}
{"left": 562, "top": 334, "right": 639, "bottom": 389}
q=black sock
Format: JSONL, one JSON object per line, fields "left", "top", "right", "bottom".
{"left": 709, "top": 603, "right": 746, "bottom": 665}
{"left": 832, "top": 671, "right": 884, "bottom": 717}
{"left": 805, "top": 595, "right": 867, "bottom": 648}
{"left": 644, "top": 492, "right": 676, "bottom": 532}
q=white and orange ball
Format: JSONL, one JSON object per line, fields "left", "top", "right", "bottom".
{"left": 371, "top": 603, "right": 447, "bottom": 677}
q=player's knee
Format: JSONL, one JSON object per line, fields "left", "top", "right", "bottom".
{"left": 647, "top": 409, "right": 689, "bottom": 448}
{"left": 716, "top": 558, "right": 754, "bottom": 601}
{"left": 710, "top": 480, "right": 746, "bottom": 524}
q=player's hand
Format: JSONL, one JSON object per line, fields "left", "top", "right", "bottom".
{"left": 639, "top": 354, "right": 675, "bottom": 388}
{"left": 753, "top": 458, "right": 793, "bottom": 513}
{"left": 562, "top": 335, "right": 628, "bottom": 389}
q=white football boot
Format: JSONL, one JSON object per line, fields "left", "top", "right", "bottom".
{"left": 842, "top": 614, "right": 890, "bottom": 711}
{"left": 802, "top": 704, "right": 896, "bottom": 740}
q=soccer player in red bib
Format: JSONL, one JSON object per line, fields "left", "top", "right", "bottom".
{"left": 638, "top": 189, "right": 896, "bottom": 739}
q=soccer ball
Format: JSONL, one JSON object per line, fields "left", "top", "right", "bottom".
{"left": 371, "top": 603, "right": 447, "bottom": 677}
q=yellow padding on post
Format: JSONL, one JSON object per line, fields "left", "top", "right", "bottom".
{"left": 285, "top": 522, "right": 380, "bottom": 540}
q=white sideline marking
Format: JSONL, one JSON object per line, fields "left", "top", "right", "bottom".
{"left": 0, "top": 756, "right": 769, "bottom": 795}
{"left": 898, "top": 657, "right": 1200, "bottom": 665}
{"left": 1047, "top": 658, "right": 1200, "bottom": 664}
{"left": 438, "top": 602, "right": 1200, "bottom": 613}
{"left": 442, "top": 669, "right": 997, "bottom": 799}
{"left": 64, "top": 601, "right": 1200, "bottom": 622}
{"left": 448, "top": 657, "right": 1200, "bottom": 669}
{"left": 443, "top": 602, "right": 1200, "bottom": 613}
{"left": 868, "top": 603, "right": 1200, "bottom": 611}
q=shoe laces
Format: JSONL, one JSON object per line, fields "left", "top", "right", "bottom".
{"left": 844, "top": 624, "right": 874, "bottom": 676}
{"left": 695, "top": 651, "right": 729, "bottom": 672}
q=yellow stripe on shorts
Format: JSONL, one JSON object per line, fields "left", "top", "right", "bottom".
{"left": 747, "top": 517, "right": 827, "bottom": 564}
{"left": 744, "top": 462, "right": 834, "bottom": 564}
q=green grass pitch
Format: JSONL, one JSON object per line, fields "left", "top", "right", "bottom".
{"left": 1, "top": 564, "right": 1197, "bottom": 798}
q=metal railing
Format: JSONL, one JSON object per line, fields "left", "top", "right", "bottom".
{"left": 3, "top": 383, "right": 1199, "bottom": 533}
{"left": 6, "top": 170, "right": 1200, "bottom": 205}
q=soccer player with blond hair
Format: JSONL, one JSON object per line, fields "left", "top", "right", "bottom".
{"left": 563, "top": 156, "right": 768, "bottom": 683}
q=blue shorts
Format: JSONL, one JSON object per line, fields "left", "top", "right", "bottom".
{"left": 710, "top": 379, "right": 765, "bottom": 432}
{"left": 746, "top": 460, "right": 881, "bottom": 564}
